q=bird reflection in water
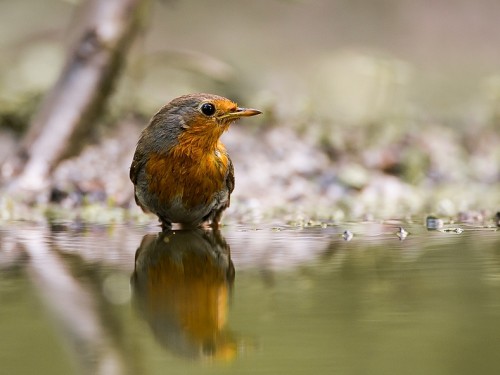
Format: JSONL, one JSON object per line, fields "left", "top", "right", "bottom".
{"left": 131, "top": 229, "right": 236, "bottom": 361}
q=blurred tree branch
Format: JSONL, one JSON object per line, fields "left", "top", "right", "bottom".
{"left": 1, "top": 0, "right": 148, "bottom": 194}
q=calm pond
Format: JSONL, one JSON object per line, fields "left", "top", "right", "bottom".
{"left": 1, "top": 221, "right": 500, "bottom": 375}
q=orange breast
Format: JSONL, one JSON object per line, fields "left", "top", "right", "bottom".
{"left": 145, "top": 142, "right": 229, "bottom": 208}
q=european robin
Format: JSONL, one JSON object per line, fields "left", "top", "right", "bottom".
{"left": 130, "top": 93, "right": 261, "bottom": 229}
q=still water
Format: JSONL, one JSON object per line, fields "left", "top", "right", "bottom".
{"left": 1, "top": 221, "right": 500, "bottom": 375}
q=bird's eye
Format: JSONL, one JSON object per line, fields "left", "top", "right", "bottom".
{"left": 200, "top": 102, "right": 216, "bottom": 116}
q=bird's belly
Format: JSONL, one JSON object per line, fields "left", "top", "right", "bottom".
{"left": 162, "top": 192, "right": 227, "bottom": 224}
{"left": 142, "top": 152, "right": 229, "bottom": 223}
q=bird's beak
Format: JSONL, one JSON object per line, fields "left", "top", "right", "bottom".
{"left": 219, "top": 107, "right": 262, "bottom": 120}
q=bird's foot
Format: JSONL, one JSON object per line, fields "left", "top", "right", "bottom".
{"left": 160, "top": 220, "right": 172, "bottom": 232}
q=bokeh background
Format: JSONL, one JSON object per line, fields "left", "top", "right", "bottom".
{"left": 1, "top": 0, "right": 499, "bottom": 223}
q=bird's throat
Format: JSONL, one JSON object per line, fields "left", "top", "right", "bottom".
{"left": 177, "top": 124, "right": 227, "bottom": 157}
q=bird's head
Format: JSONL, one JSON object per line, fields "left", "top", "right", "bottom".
{"left": 149, "top": 93, "right": 261, "bottom": 151}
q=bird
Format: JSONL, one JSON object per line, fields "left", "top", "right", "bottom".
{"left": 130, "top": 93, "right": 261, "bottom": 230}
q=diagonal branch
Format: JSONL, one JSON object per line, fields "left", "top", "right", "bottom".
{"left": 1, "top": 0, "right": 147, "bottom": 194}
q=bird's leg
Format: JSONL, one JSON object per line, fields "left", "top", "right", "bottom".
{"left": 158, "top": 216, "right": 172, "bottom": 232}
{"left": 210, "top": 208, "right": 225, "bottom": 230}
{"left": 210, "top": 220, "right": 220, "bottom": 230}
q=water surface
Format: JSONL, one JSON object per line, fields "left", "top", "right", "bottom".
{"left": 1, "top": 222, "right": 500, "bottom": 374}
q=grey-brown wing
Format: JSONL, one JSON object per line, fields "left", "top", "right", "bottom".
{"left": 129, "top": 147, "right": 148, "bottom": 210}
{"left": 209, "top": 158, "right": 235, "bottom": 227}
{"left": 130, "top": 147, "right": 145, "bottom": 185}
{"left": 226, "top": 157, "right": 235, "bottom": 202}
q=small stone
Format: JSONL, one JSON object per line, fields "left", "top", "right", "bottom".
{"left": 396, "top": 226, "right": 409, "bottom": 240}
{"left": 342, "top": 230, "right": 353, "bottom": 241}
{"left": 426, "top": 215, "right": 444, "bottom": 230}
{"left": 439, "top": 227, "right": 464, "bottom": 234}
